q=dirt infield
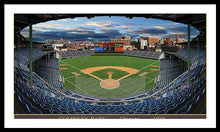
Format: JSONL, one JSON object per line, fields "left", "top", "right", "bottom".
{"left": 139, "top": 72, "right": 148, "bottom": 77}
{"left": 151, "top": 65, "right": 159, "bottom": 67}
{"left": 60, "top": 68, "right": 68, "bottom": 70}
{"left": 150, "top": 69, "right": 159, "bottom": 71}
{"left": 100, "top": 79, "right": 120, "bottom": 89}
{"left": 106, "top": 72, "right": 114, "bottom": 75}
{"left": 81, "top": 66, "right": 139, "bottom": 74}
{"left": 60, "top": 64, "right": 67, "bottom": 66}
{"left": 80, "top": 66, "right": 139, "bottom": 81}
{"left": 106, "top": 72, "right": 114, "bottom": 79}
{"left": 71, "top": 72, "right": 80, "bottom": 76}
{"left": 80, "top": 66, "right": 139, "bottom": 89}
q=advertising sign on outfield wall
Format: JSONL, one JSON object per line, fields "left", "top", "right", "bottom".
{"left": 95, "top": 47, "right": 104, "bottom": 51}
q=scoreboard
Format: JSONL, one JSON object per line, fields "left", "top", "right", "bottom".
{"left": 95, "top": 43, "right": 123, "bottom": 52}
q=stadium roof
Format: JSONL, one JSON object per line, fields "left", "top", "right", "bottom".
{"left": 14, "top": 14, "right": 206, "bottom": 41}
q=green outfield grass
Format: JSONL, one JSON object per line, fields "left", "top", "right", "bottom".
{"left": 92, "top": 68, "right": 129, "bottom": 80}
{"left": 59, "top": 56, "right": 160, "bottom": 98}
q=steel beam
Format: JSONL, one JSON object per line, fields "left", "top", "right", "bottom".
{"left": 29, "top": 24, "right": 33, "bottom": 87}
{"left": 198, "top": 35, "right": 200, "bottom": 65}
{"left": 18, "top": 34, "right": 20, "bottom": 66}
{"left": 188, "top": 24, "right": 191, "bottom": 86}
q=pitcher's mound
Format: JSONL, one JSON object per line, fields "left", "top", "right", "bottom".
{"left": 100, "top": 79, "right": 120, "bottom": 89}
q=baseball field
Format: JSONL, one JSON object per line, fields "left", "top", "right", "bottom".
{"left": 59, "top": 56, "right": 160, "bottom": 98}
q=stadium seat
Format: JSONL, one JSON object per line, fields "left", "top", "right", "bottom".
{"left": 14, "top": 44, "right": 206, "bottom": 114}
{"left": 175, "top": 105, "right": 188, "bottom": 114}
{"left": 200, "top": 106, "right": 206, "bottom": 114}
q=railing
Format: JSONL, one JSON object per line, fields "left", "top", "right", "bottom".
{"left": 16, "top": 63, "right": 65, "bottom": 97}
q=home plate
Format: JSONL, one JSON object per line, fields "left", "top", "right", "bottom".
{"left": 100, "top": 79, "right": 120, "bottom": 89}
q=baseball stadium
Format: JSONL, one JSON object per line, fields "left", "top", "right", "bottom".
{"left": 14, "top": 14, "right": 206, "bottom": 118}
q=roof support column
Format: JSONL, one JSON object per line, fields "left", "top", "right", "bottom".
{"left": 188, "top": 24, "right": 191, "bottom": 86}
{"left": 18, "top": 34, "right": 20, "bottom": 66}
{"left": 198, "top": 35, "right": 200, "bottom": 65}
{"left": 29, "top": 24, "right": 33, "bottom": 87}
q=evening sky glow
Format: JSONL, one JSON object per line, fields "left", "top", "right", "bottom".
{"left": 21, "top": 16, "right": 200, "bottom": 42}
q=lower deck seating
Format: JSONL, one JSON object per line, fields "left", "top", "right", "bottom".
{"left": 14, "top": 46, "right": 206, "bottom": 114}
{"left": 123, "top": 50, "right": 162, "bottom": 59}
{"left": 57, "top": 50, "right": 95, "bottom": 59}
{"left": 14, "top": 62, "right": 206, "bottom": 114}
{"left": 14, "top": 47, "right": 45, "bottom": 65}
{"left": 154, "top": 58, "right": 184, "bottom": 90}
{"left": 34, "top": 58, "right": 64, "bottom": 90}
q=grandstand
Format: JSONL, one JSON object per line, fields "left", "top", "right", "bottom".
{"left": 14, "top": 14, "right": 206, "bottom": 118}
{"left": 123, "top": 50, "right": 162, "bottom": 60}
{"left": 57, "top": 50, "right": 95, "bottom": 59}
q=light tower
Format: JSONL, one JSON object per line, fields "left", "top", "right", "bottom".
{"left": 176, "top": 34, "right": 178, "bottom": 44}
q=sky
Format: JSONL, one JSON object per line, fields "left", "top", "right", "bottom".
{"left": 20, "top": 16, "right": 200, "bottom": 42}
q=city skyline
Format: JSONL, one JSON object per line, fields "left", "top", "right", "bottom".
{"left": 20, "top": 16, "right": 200, "bottom": 42}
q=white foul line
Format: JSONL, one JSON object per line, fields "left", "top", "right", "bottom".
{"left": 65, "top": 78, "right": 89, "bottom": 95}
{"left": 65, "top": 75, "right": 78, "bottom": 79}
{"left": 133, "top": 79, "right": 154, "bottom": 93}
{"left": 59, "top": 59, "right": 81, "bottom": 71}
{"left": 139, "top": 60, "right": 160, "bottom": 71}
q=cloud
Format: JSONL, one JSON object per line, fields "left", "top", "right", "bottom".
{"left": 20, "top": 17, "right": 199, "bottom": 42}
{"left": 72, "top": 18, "right": 79, "bottom": 21}
{"left": 43, "top": 24, "right": 63, "bottom": 28}
{"left": 22, "top": 26, "right": 124, "bottom": 41}
{"left": 33, "top": 27, "right": 47, "bottom": 31}
{"left": 163, "top": 22, "right": 180, "bottom": 25}
{"left": 85, "top": 21, "right": 133, "bottom": 29}
{"left": 125, "top": 29, "right": 135, "bottom": 33}
{"left": 22, "top": 26, "right": 65, "bottom": 33}
{"left": 125, "top": 26, "right": 198, "bottom": 38}
{"left": 126, "top": 28, "right": 167, "bottom": 35}
{"left": 166, "top": 26, "right": 200, "bottom": 36}
{"left": 166, "top": 26, "right": 187, "bottom": 32}
{"left": 85, "top": 21, "right": 113, "bottom": 28}
{"left": 69, "top": 30, "right": 96, "bottom": 35}
{"left": 58, "top": 19, "right": 68, "bottom": 22}
{"left": 99, "top": 29, "right": 122, "bottom": 37}
{"left": 116, "top": 25, "right": 133, "bottom": 28}
{"left": 66, "top": 27, "right": 89, "bottom": 31}
{"left": 154, "top": 26, "right": 166, "bottom": 29}
{"left": 169, "top": 32, "right": 186, "bottom": 35}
